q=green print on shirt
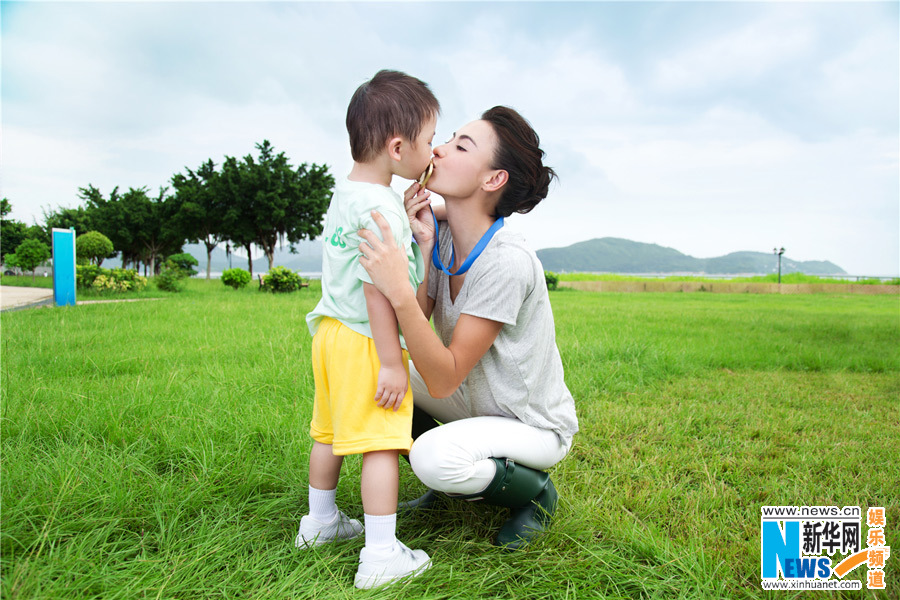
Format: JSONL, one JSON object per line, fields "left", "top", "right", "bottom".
{"left": 330, "top": 227, "right": 347, "bottom": 249}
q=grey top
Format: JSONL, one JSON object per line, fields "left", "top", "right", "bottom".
{"left": 427, "top": 221, "right": 579, "bottom": 447}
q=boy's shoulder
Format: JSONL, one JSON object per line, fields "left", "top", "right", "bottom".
{"left": 334, "top": 177, "right": 402, "bottom": 202}
{"left": 334, "top": 178, "right": 401, "bottom": 209}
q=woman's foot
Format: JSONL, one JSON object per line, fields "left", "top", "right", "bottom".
{"left": 354, "top": 540, "right": 431, "bottom": 589}
{"left": 496, "top": 479, "right": 558, "bottom": 550}
{"left": 295, "top": 511, "right": 363, "bottom": 548}
{"left": 398, "top": 489, "right": 441, "bottom": 514}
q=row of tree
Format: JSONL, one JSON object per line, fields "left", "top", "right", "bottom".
{"left": 1, "top": 141, "right": 334, "bottom": 278}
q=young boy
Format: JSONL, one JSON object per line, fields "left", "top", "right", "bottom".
{"left": 296, "top": 70, "right": 438, "bottom": 589}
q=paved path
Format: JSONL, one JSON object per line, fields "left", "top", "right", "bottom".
{"left": 0, "top": 286, "right": 55, "bottom": 311}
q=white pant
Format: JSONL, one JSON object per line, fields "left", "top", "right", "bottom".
{"left": 407, "top": 364, "right": 569, "bottom": 495}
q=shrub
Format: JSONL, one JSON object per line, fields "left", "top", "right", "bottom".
{"left": 155, "top": 259, "right": 188, "bottom": 293}
{"left": 260, "top": 266, "right": 302, "bottom": 293}
{"left": 76, "top": 231, "right": 115, "bottom": 266}
{"left": 109, "top": 268, "right": 147, "bottom": 292}
{"left": 221, "top": 268, "right": 251, "bottom": 290}
{"left": 155, "top": 268, "right": 185, "bottom": 292}
{"left": 76, "top": 264, "right": 104, "bottom": 288}
{"left": 167, "top": 253, "right": 199, "bottom": 277}
{"left": 545, "top": 270, "right": 559, "bottom": 291}
{"left": 77, "top": 265, "right": 147, "bottom": 293}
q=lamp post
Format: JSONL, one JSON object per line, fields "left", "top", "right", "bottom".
{"left": 773, "top": 247, "right": 785, "bottom": 284}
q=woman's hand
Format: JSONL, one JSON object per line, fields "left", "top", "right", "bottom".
{"left": 358, "top": 211, "right": 416, "bottom": 305}
{"left": 404, "top": 183, "right": 435, "bottom": 249}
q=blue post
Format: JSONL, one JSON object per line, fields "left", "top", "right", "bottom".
{"left": 52, "top": 228, "right": 77, "bottom": 306}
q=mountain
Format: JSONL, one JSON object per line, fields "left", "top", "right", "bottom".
{"left": 103, "top": 236, "right": 845, "bottom": 277}
{"left": 535, "top": 238, "right": 846, "bottom": 275}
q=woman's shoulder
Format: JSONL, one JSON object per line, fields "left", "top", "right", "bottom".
{"left": 491, "top": 227, "right": 537, "bottom": 261}
{"left": 475, "top": 227, "right": 539, "bottom": 279}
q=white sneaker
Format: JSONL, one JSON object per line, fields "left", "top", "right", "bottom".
{"left": 354, "top": 540, "right": 431, "bottom": 589}
{"left": 295, "top": 511, "right": 363, "bottom": 548}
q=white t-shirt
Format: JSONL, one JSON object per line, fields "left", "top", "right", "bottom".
{"left": 307, "top": 177, "right": 424, "bottom": 345}
{"left": 427, "top": 221, "right": 579, "bottom": 447}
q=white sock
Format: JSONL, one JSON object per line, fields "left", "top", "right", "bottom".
{"left": 364, "top": 513, "right": 397, "bottom": 552}
{"left": 308, "top": 486, "right": 338, "bottom": 522}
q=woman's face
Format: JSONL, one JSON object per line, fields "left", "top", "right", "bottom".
{"left": 429, "top": 119, "right": 498, "bottom": 199}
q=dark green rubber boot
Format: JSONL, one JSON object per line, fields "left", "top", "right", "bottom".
{"left": 459, "top": 458, "right": 559, "bottom": 550}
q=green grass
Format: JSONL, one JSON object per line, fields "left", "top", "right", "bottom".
{"left": 557, "top": 272, "right": 900, "bottom": 285}
{"left": 2, "top": 282, "right": 898, "bottom": 599}
{"left": 1, "top": 275, "right": 55, "bottom": 289}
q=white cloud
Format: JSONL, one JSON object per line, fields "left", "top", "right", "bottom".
{"left": 1, "top": 1, "right": 897, "bottom": 275}
{"left": 651, "top": 12, "right": 815, "bottom": 94}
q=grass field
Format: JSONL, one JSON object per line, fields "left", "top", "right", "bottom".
{"left": 2, "top": 280, "right": 898, "bottom": 599}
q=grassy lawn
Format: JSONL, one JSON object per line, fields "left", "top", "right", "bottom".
{"left": 1, "top": 281, "right": 897, "bottom": 599}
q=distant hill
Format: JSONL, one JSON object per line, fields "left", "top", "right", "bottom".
{"left": 103, "top": 236, "right": 845, "bottom": 277}
{"left": 535, "top": 238, "right": 846, "bottom": 275}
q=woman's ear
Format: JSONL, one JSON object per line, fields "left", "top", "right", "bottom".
{"left": 483, "top": 170, "right": 509, "bottom": 192}
{"left": 386, "top": 136, "right": 403, "bottom": 162}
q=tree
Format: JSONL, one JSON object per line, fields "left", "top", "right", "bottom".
{"left": 76, "top": 186, "right": 184, "bottom": 275}
{"left": 171, "top": 159, "right": 227, "bottom": 279}
{"left": 43, "top": 204, "right": 96, "bottom": 239}
{"left": 220, "top": 154, "right": 259, "bottom": 276}
{"left": 76, "top": 231, "right": 115, "bottom": 266}
{"left": 1, "top": 199, "right": 28, "bottom": 263}
{"left": 117, "top": 187, "right": 184, "bottom": 275}
{"left": 76, "top": 185, "right": 138, "bottom": 268}
{"left": 13, "top": 239, "right": 51, "bottom": 282}
{"left": 219, "top": 141, "right": 333, "bottom": 273}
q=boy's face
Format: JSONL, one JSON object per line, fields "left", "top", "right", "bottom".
{"left": 403, "top": 114, "right": 437, "bottom": 180}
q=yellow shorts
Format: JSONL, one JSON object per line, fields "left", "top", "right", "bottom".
{"left": 310, "top": 317, "right": 413, "bottom": 455}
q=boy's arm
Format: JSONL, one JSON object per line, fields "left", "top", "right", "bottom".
{"left": 363, "top": 282, "right": 408, "bottom": 412}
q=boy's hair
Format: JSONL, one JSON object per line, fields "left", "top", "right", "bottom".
{"left": 346, "top": 70, "right": 440, "bottom": 163}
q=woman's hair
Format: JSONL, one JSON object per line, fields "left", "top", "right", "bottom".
{"left": 481, "top": 106, "right": 557, "bottom": 218}
{"left": 346, "top": 70, "right": 441, "bottom": 163}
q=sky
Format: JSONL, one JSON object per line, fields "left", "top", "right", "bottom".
{"left": 2, "top": 1, "right": 898, "bottom": 275}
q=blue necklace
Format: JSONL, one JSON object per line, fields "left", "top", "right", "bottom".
{"left": 430, "top": 208, "right": 504, "bottom": 276}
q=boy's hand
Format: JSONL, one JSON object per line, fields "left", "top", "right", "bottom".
{"left": 375, "top": 364, "right": 408, "bottom": 412}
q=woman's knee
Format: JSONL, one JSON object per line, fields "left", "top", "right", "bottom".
{"left": 408, "top": 433, "right": 445, "bottom": 489}
{"left": 409, "top": 429, "right": 479, "bottom": 491}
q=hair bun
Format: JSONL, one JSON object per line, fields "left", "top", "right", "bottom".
{"left": 481, "top": 106, "right": 557, "bottom": 218}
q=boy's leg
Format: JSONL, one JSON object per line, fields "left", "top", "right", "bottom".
{"left": 361, "top": 450, "right": 399, "bottom": 516}
{"left": 307, "top": 441, "right": 344, "bottom": 522}
{"left": 355, "top": 449, "right": 431, "bottom": 589}
{"left": 296, "top": 442, "right": 363, "bottom": 548}
{"left": 309, "top": 441, "right": 344, "bottom": 490}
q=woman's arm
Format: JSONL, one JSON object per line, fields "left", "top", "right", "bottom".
{"left": 393, "top": 290, "right": 502, "bottom": 398}
{"left": 358, "top": 211, "right": 502, "bottom": 398}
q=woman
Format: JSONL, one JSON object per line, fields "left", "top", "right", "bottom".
{"left": 358, "top": 106, "right": 578, "bottom": 550}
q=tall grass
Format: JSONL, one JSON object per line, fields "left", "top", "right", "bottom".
{"left": 2, "top": 283, "right": 897, "bottom": 599}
